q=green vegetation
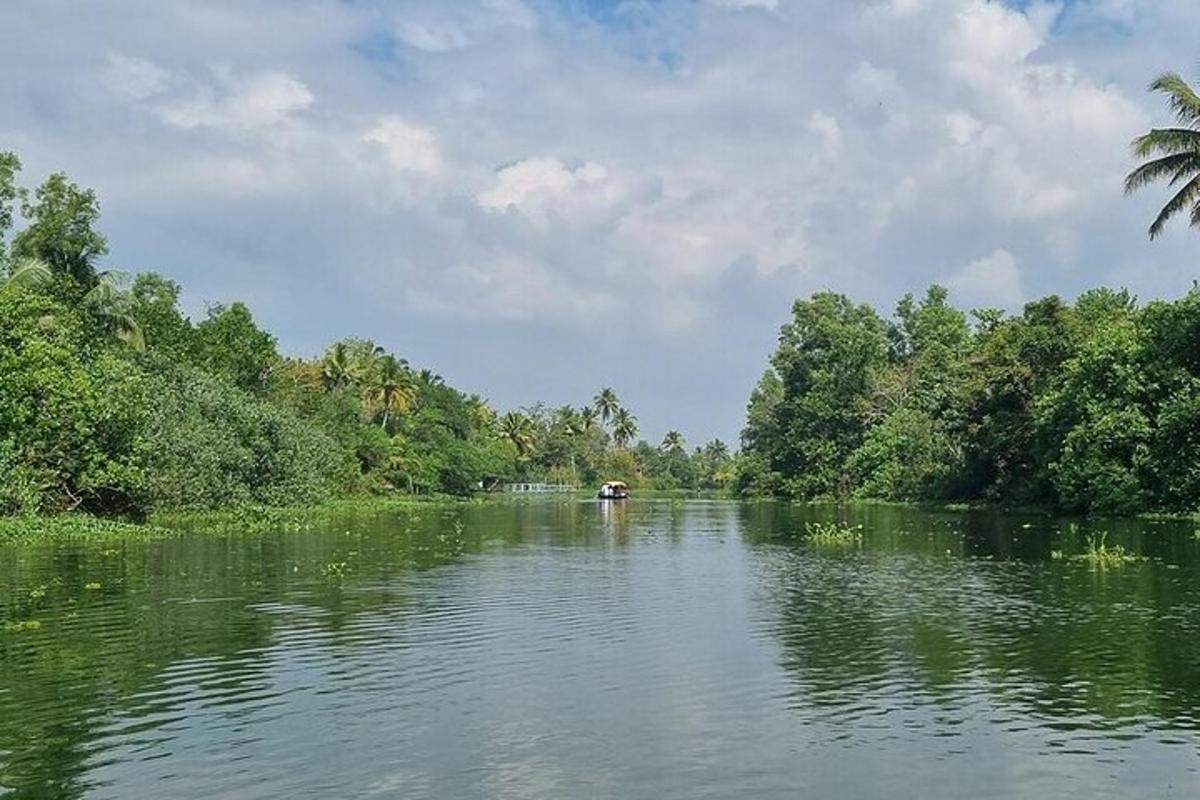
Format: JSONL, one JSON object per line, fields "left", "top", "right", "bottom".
{"left": 735, "top": 284, "right": 1200, "bottom": 516}
{"left": 803, "top": 521, "right": 863, "bottom": 547}
{"left": 1076, "top": 532, "right": 1144, "bottom": 568}
{"left": 494, "top": 388, "right": 733, "bottom": 491}
{"left": 0, "top": 151, "right": 728, "bottom": 531}
{"left": 0, "top": 515, "right": 173, "bottom": 545}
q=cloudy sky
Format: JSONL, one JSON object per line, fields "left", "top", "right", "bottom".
{"left": 3, "top": 0, "right": 1199, "bottom": 445}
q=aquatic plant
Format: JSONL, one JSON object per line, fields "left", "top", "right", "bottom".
{"left": 0, "top": 516, "right": 172, "bottom": 544}
{"left": 804, "top": 521, "right": 863, "bottom": 546}
{"left": 1073, "top": 532, "right": 1143, "bottom": 568}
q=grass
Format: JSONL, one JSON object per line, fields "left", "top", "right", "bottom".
{"left": 804, "top": 521, "right": 863, "bottom": 546}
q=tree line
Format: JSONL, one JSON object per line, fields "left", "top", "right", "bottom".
{"left": 733, "top": 284, "right": 1200, "bottom": 514}
{"left": 734, "top": 69, "right": 1200, "bottom": 515}
{"left": 0, "top": 153, "right": 728, "bottom": 517}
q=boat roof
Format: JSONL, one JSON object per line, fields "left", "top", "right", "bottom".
{"left": 602, "top": 481, "right": 628, "bottom": 488}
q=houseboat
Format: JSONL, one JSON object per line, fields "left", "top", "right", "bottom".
{"left": 598, "top": 481, "right": 630, "bottom": 500}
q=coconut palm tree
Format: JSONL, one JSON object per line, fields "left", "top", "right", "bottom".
{"left": 593, "top": 387, "right": 620, "bottom": 426}
{"left": 1125, "top": 72, "right": 1200, "bottom": 239}
{"left": 419, "top": 369, "right": 445, "bottom": 388}
{"left": 0, "top": 257, "right": 51, "bottom": 293}
{"left": 320, "top": 342, "right": 362, "bottom": 390}
{"left": 500, "top": 411, "right": 537, "bottom": 458}
{"left": 2, "top": 258, "right": 144, "bottom": 349}
{"left": 83, "top": 270, "right": 145, "bottom": 351}
{"left": 661, "top": 430, "right": 686, "bottom": 454}
{"left": 366, "top": 354, "right": 416, "bottom": 429}
{"left": 554, "top": 405, "right": 583, "bottom": 436}
{"left": 579, "top": 405, "right": 599, "bottom": 432}
{"left": 611, "top": 407, "right": 638, "bottom": 449}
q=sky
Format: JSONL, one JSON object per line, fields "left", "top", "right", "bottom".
{"left": 3, "top": 0, "right": 1200, "bottom": 446}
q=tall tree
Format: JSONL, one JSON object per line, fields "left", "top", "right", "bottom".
{"left": 611, "top": 407, "right": 638, "bottom": 448}
{"left": 594, "top": 387, "right": 620, "bottom": 425}
{"left": 192, "top": 302, "right": 278, "bottom": 393}
{"left": 661, "top": 430, "right": 686, "bottom": 454}
{"left": 11, "top": 173, "right": 108, "bottom": 285}
{"left": 500, "top": 411, "right": 536, "bottom": 459}
{"left": 0, "top": 152, "right": 21, "bottom": 270}
{"left": 768, "top": 292, "right": 888, "bottom": 498}
{"left": 1125, "top": 72, "right": 1200, "bottom": 239}
{"left": 366, "top": 354, "right": 416, "bottom": 430}
{"left": 320, "top": 341, "right": 363, "bottom": 391}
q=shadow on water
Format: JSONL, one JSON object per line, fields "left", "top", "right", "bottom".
{"left": 738, "top": 502, "right": 1200, "bottom": 735}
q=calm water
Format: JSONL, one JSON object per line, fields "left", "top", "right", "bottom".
{"left": 3, "top": 501, "right": 1200, "bottom": 799}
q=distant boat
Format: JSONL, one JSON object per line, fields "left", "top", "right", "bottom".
{"left": 598, "top": 481, "right": 630, "bottom": 500}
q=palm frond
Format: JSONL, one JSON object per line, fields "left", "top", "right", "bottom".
{"left": 1149, "top": 174, "right": 1200, "bottom": 239}
{"left": 83, "top": 270, "right": 145, "bottom": 350}
{"left": 110, "top": 315, "right": 146, "bottom": 351}
{"left": 0, "top": 257, "right": 53, "bottom": 292}
{"left": 1130, "top": 128, "right": 1200, "bottom": 158}
{"left": 1124, "top": 153, "right": 1200, "bottom": 194}
{"left": 1149, "top": 72, "right": 1200, "bottom": 126}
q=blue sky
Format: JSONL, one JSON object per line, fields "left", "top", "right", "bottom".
{"left": 2, "top": 0, "right": 1200, "bottom": 445}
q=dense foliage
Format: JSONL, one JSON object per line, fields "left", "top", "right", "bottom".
{"left": 0, "top": 153, "right": 724, "bottom": 517}
{"left": 737, "top": 285, "right": 1200, "bottom": 514}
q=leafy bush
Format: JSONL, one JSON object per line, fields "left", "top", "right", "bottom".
{"left": 0, "top": 287, "right": 149, "bottom": 514}
{"left": 139, "top": 357, "right": 343, "bottom": 510}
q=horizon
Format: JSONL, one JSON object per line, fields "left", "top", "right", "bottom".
{"left": 4, "top": 0, "right": 1200, "bottom": 444}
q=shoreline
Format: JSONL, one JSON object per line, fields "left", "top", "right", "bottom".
{"left": 3, "top": 493, "right": 1197, "bottom": 545}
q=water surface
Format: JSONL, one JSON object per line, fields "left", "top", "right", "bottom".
{"left": 3, "top": 501, "right": 1200, "bottom": 798}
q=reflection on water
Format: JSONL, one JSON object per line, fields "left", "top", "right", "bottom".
{"left": 2, "top": 501, "right": 1199, "bottom": 798}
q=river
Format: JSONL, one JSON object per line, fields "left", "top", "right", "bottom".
{"left": 2, "top": 500, "right": 1199, "bottom": 798}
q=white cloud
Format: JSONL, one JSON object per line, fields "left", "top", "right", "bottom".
{"left": 158, "top": 71, "right": 313, "bottom": 131}
{"left": 807, "top": 112, "right": 843, "bottom": 157}
{"left": 476, "top": 157, "right": 631, "bottom": 229}
{"left": 393, "top": 0, "right": 536, "bottom": 52}
{"left": 943, "top": 111, "right": 981, "bottom": 145}
{"left": 944, "top": 249, "right": 1025, "bottom": 309}
{"left": 478, "top": 157, "right": 607, "bottom": 210}
{"left": 398, "top": 22, "right": 471, "bottom": 53}
{"left": 708, "top": 0, "right": 779, "bottom": 10}
{"left": 362, "top": 117, "right": 441, "bottom": 173}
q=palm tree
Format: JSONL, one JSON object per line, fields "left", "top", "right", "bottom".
{"left": 320, "top": 342, "right": 362, "bottom": 390}
{"left": 579, "top": 405, "right": 599, "bottom": 432}
{"left": 593, "top": 387, "right": 619, "bottom": 426}
{"left": 1125, "top": 72, "right": 1200, "bottom": 239}
{"left": 661, "top": 430, "right": 686, "bottom": 454}
{"left": 1, "top": 258, "right": 144, "bottom": 349}
{"left": 554, "top": 405, "right": 583, "bottom": 436}
{"left": 0, "top": 257, "right": 52, "bottom": 293}
{"left": 83, "top": 270, "right": 145, "bottom": 351}
{"left": 611, "top": 407, "right": 638, "bottom": 449}
{"left": 366, "top": 354, "right": 416, "bottom": 429}
{"left": 500, "top": 411, "right": 536, "bottom": 458}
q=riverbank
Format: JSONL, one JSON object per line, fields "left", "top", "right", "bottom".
{"left": 739, "top": 495, "right": 1200, "bottom": 523}
{"left": 0, "top": 495, "right": 481, "bottom": 544}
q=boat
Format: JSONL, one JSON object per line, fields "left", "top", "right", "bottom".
{"left": 597, "top": 481, "right": 630, "bottom": 500}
